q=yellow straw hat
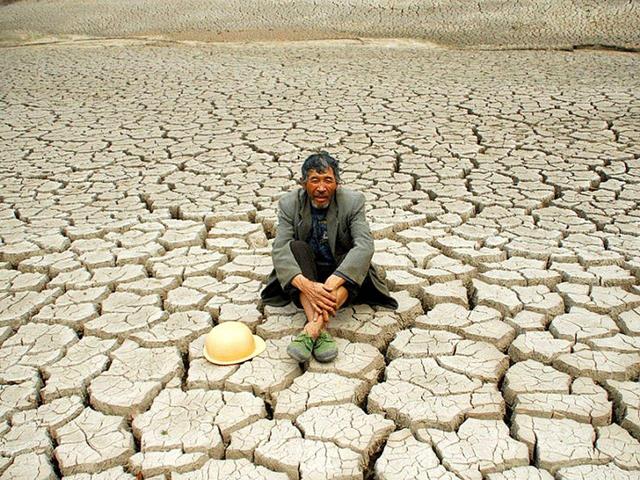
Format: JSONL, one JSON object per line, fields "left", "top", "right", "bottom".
{"left": 203, "top": 321, "right": 266, "bottom": 365}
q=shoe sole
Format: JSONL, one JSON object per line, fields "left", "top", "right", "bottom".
{"left": 313, "top": 351, "right": 338, "bottom": 363}
{"left": 287, "top": 345, "right": 311, "bottom": 363}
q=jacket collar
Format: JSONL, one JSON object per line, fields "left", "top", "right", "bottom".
{"left": 298, "top": 190, "right": 312, "bottom": 242}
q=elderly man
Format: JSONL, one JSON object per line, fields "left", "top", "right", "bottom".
{"left": 261, "top": 152, "right": 397, "bottom": 363}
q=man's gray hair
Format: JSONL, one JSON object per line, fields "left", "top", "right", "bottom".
{"left": 300, "top": 152, "right": 341, "bottom": 183}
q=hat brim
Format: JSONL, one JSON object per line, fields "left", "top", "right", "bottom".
{"left": 202, "top": 334, "right": 266, "bottom": 366}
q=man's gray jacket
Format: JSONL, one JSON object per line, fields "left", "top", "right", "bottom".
{"left": 261, "top": 187, "right": 398, "bottom": 309}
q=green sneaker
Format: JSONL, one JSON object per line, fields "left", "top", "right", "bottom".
{"left": 313, "top": 331, "right": 338, "bottom": 363}
{"left": 287, "top": 332, "right": 314, "bottom": 362}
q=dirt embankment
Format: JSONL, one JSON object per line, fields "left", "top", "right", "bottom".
{"left": 1, "top": 0, "right": 639, "bottom": 49}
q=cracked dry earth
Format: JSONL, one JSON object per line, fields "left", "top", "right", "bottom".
{"left": 0, "top": 40, "right": 639, "bottom": 480}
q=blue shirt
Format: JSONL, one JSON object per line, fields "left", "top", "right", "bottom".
{"left": 308, "top": 206, "right": 335, "bottom": 266}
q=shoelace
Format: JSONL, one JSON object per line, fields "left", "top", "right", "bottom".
{"left": 314, "top": 332, "right": 331, "bottom": 347}
{"left": 296, "top": 334, "right": 314, "bottom": 350}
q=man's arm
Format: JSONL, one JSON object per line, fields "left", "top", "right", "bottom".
{"left": 292, "top": 274, "right": 336, "bottom": 314}
{"left": 324, "top": 274, "right": 345, "bottom": 291}
{"left": 334, "top": 193, "right": 374, "bottom": 286}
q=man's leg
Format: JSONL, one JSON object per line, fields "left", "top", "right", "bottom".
{"left": 289, "top": 241, "right": 324, "bottom": 338}
{"left": 287, "top": 241, "right": 340, "bottom": 363}
{"left": 311, "top": 278, "right": 345, "bottom": 363}
{"left": 300, "top": 294, "right": 323, "bottom": 338}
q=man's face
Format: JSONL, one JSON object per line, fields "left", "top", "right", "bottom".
{"left": 304, "top": 168, "right": 338, "bottom": 209}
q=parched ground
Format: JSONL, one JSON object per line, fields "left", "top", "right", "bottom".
{"left": 0, "top": 40, "right": 639, "bottom": 479}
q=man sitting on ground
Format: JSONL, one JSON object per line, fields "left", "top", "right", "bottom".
{"left": 261, "top": 152, "right": 397, "bottom": 363}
